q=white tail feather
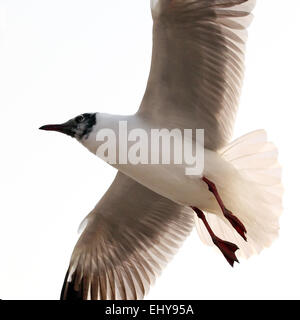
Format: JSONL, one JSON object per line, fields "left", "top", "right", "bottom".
{"left": 195, "top": 130, "right": 283, "bottom": 259}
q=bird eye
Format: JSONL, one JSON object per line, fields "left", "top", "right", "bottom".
{"left": 75, "top": 115, "right": 85, "bottom": 123}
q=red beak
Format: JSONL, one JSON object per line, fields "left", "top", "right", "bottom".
{"left": 39, "top": 124, "right": 66, "bottom": 133}
{"left": 39, "top": 121, "right": 75, "bottom": 137}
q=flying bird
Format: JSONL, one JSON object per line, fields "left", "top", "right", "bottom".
{"left": 40, "top": 0, "right": 283, "bottom": 300}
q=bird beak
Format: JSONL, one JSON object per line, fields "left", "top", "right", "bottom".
{"left": 39, "top": 121, "right": 75, "bottom": 137}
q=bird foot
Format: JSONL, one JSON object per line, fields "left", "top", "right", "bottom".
{"left": 212, "top": 236, "right": 240, "bottom": 267}
{"left": 224, "top": 209, "right": 247, "bottom": 241}
{"left": 191, "top": 206, "right": 240, "bottom": 267}
{"left": 202, "top": 176, "right": 248, "bottom": 241}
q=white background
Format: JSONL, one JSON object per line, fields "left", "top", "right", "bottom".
{"left": 0, "top": 0, "right": 299, "bottom": 300}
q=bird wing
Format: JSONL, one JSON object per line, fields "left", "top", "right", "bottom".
{"left": 139, "top": 0, "right": 256, "bottom": 150}
{"left": 61, "top": 172, "right": 194, "bottom": 300}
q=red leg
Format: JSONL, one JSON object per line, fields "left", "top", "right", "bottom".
{"left": 191, "top": 207, "right": 239, "bottom": 267}
{"left": 202, "top": 177, "right": 247, "bottom": 241}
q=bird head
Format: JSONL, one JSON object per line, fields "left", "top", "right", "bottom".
{"left": 39, "top": 113, "right": 97, "bottom": 141}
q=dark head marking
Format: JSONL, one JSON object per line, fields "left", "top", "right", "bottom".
{"left": 75, "top": 113, "right": 97, "bottom": 140}
{"left": 40, "top": 113, "right": 97, "bottom": 140}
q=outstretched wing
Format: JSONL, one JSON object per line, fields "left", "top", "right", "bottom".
{"left": 61, "top": 172, "right": 194, "bottom": 300}
{"left": 139, "top": 0, "right": 256, "bottom": 150}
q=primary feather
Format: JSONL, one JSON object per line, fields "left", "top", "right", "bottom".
{"left": 61, "top": 173, "right": 194, "bottom": 300}
{"left": 140, "top": 0, "right": 256, "bottom": 150}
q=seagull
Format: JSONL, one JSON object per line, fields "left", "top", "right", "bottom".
{"left": 40, "top": 0, "right": 283, "bottom": 300}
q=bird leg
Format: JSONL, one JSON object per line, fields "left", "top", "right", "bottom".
{"left": 191, "top": 207, "right": 239, "bottom": 267}
{"left": 202, "top": 176, "right": 247, "bottom": 241}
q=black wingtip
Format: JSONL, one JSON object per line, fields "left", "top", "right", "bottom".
{"left": 60, "top": 268, "right": 84, "bottom": 301}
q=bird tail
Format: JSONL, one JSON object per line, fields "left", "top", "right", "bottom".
{"left": 195, "top": 130, "right": 283, "bottom": 259}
